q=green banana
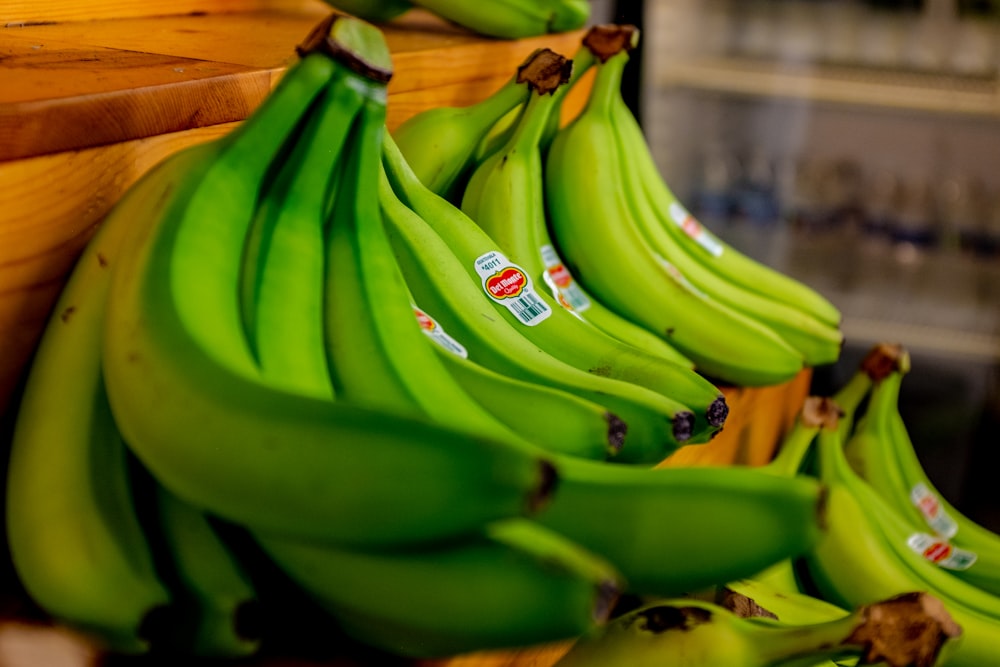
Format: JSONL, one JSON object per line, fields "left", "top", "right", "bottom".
{"left": 607, "top": 87, "right": 843, "bottom": 367}
{"left": 323, "top": 81, "right": 559, "bottom": 457}
{"left": 4, "top": 145, "right": 181, "bottom": 653}
{"left": 254, "top": 517, "right": 621, "bottom": 658}
{"left": 137, "top": 471, "right": 262, "bottom": 657}
{"left": 321, "top": 0, "right": 414, "bottom": 23}
{"left": 801, "top": 409, "right": 1000, "bottom": 666}
{"left": 392, "top": 64, "right": 531, "bottom": 202}
{"left": 607, "top": 72, "right": 841, "bottom": 331}
{"left": 102, "top": 16, "right": 556, "bottom": 548}
{"left": 536, "top": 455, "right": 827, "bottom": 597}
{"left": 460, "top": 48, "right": 728, "bottom": 436}
{"left": 406, "top": 0, "right": 589, "bottom": 39}
{"left": 844, "top": 344, "right": 1000, "bottom": 599}
{"left": 722, "top": 574, "right": 851, "bottom": 627}
{"left": 415, "top": 304, "right": 627, "bottom": 461}
{"left": 236, "top": 65, "right": 359, "bottom": 401}
{"left": 554, "top": 594, "right": 958, "bottom": 667}
{"left": 545, "top": 36, "right": 806, "bottom": 388}
{"left": 380, "top": 132, "right": 721, "bottom": 463}
{"left": 720, "top": 395, "right": 848, "bottom": 623}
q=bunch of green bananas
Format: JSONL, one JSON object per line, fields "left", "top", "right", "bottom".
{"left": 321, "top": 0, "right": 591, "bottom": 40}
{"left": 657, "top": 346, "right": 1000, "bottom": 667}
{"left": 6, "top": 12, "right": 833, "bottom": 662}
{"left": 394, "top": 24, "right": 844, "bottom": 388}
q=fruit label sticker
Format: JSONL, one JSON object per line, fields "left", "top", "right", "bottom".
{"left": 910, "top": 483, "right": 958, "bottom": 539}
{"left": 540, "top": 245, "right": 591, "bottom": 313}
{"left": 412, "top": 305, "right": 468, "bottom": 358}
{"left": 653, "top": 253, "right": 709, "bottom": 300}
{"left": 475, "top": 251, "right": 551, "bottom": 326}
{"left": 668, "top": 202, "right": 724, "bottom": 257}
{"left": 907, "top": 533, "right": 977, "bottom": 570}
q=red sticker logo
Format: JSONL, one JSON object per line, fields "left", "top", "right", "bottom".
{"left": 917, "top": 494, "right": 940, "bottom": 519}
{"left": 413, "top": 308, "right": 435, "bottom": 332}
{"left": 485, "top": 267, "right": 527, "bottom": 299}
{"left": 681, "top": 215, "right": 703, "bottom": 239}
{"left": 547, "top": 263, "right": 573, "bottom": 289}
{"left": 923, "top": 541, "right": 952, "bottom": 563}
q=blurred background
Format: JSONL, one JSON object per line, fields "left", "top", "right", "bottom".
{"left": 591, "top": 0, "right": 1000, "bottom": 532}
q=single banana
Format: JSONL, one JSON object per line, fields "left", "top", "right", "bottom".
{"left": 535, "top": 455, "right": 827, "bottom": 597}
{"left": 722, "top": 575, "right": 851, "bottom": 627}
{"left": 136, "top": 470, "right": 262, "bottom": 658}
{"left": 461, "top": 49, "right": 726, "bottom": 431}
{"left": 321, "top": 0, "right": 414, "bottom": 23}
{"left": 554, "top": 594, "right": 958, "bottom": 667}
{"left": 392, "top": 63, "right": 531, "bottom": 202}
{"left": 722, "top": 396, "right": 847, "bottom": 620}
{"left": 236, "top": 64, "right": 361, "bottom": 401}
{"left": 545, "top": 36, "right": 806, "bottom": 387}
{"left": 415, "top": 303, "right": 627, "bottom": 460}
{"left": 380, "top": 132, "right": 721, "bottom": 463}
{"left": 844, "top": 344, "right": 1000, "bottom": 599}
{"left": 406, "top": 0, "right": 590, "bottom": 39}
{"left": 609, "top": 82, "right": 841, "bottom": 332}
{"left": 802, "top": 409, "right": 1000, "bottom": 666}
{"left": 253, "top": 517, "right": 621, "bottom": 658}
{"left": 4, "top": 147, "right": 182, "bottom": 653}
{"left": 606, "top": 73, "right": 843, "bottom": 368}
{"left": 103, "top": 16, "right": 557, "bottom": 548}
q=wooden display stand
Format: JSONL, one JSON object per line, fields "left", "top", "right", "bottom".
{"left": 0, "top": 2, "right": 813, "bottom": 665}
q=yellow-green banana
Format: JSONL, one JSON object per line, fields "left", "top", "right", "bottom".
{"left": 321, "top": 0, "right": 413, "bottom": 23}
{"left": 554, "top": 594, "right": 958, "bottom": 667}
{"left": 5, "top": 144, "right": 181, "bottom": 653}
{"left": 536, "top": 455, "right": 827, "bottom": 597}
{"left": 545, "top": 36, "right": 806, "bottom": 387}
{"left": 404, "top": 0, "right": 589, "bottom": 39}
{"left": 606, "top": 49, "right": 841, "bottom": 331}
{"left": 103, "top": 17, "right": 556, "bottom": 548}
{"left": 606, "top": 69, "right": 843, "bottom": 368}
{"left": 254, "top": 518, "right": 621, "bottom": 658}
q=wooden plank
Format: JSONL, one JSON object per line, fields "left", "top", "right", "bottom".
{"left": 0, "top": 0, "right": 318, "bottom": 25}
{"left": 0, "top": 32, "right": 268, "bottom": 160}
{"left": 5, "top": 8, "right": 588, "bottom": 90}
{"left": 1, "top": 8, "right": 588, "bottom": 160}
{"left": 3, "top": 5, "right": 333, "bottom": 70}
